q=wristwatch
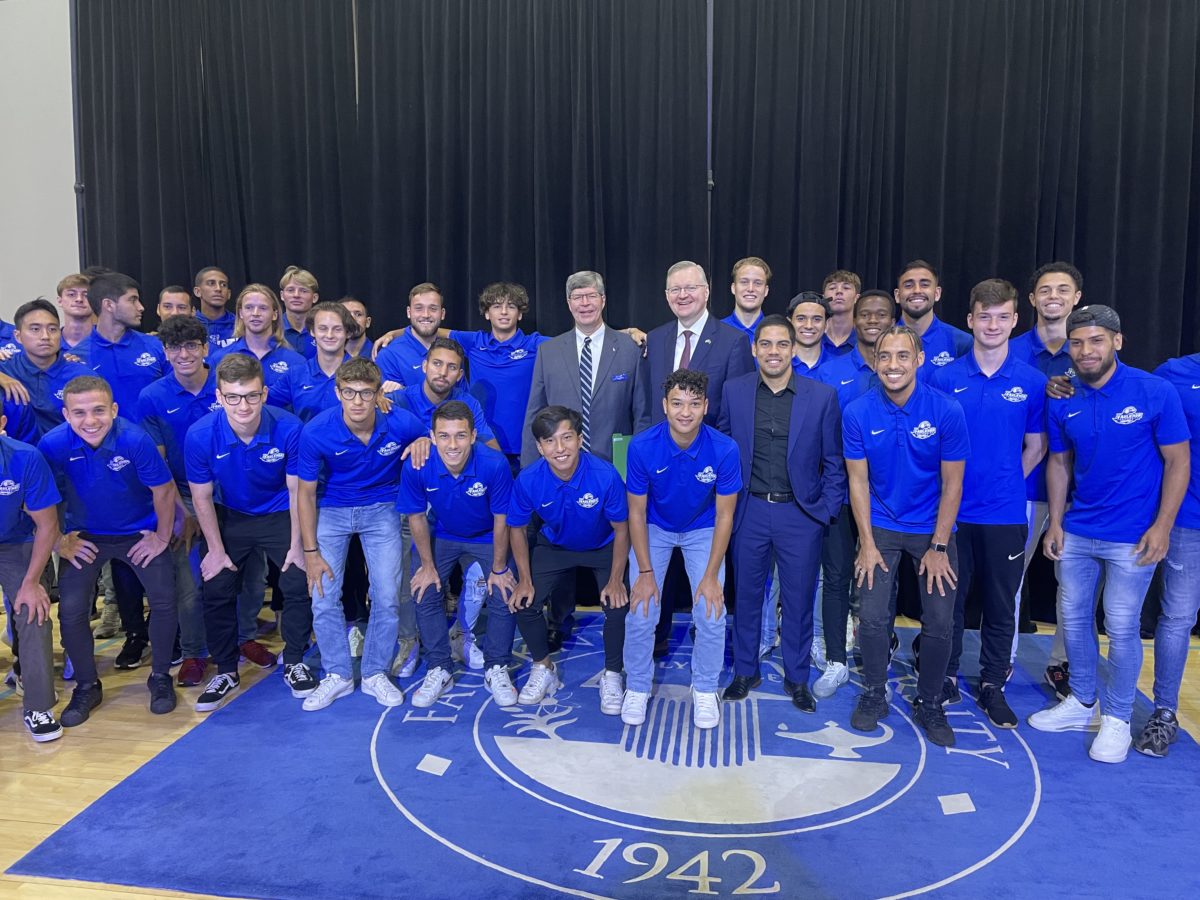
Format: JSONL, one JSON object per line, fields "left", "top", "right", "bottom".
{"left": 930, "top": 542, "right": 948, "bottom": 553}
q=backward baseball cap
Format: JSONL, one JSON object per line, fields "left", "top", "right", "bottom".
{"left": 1066, "top": 304, "right": 1121, "bottom": 335}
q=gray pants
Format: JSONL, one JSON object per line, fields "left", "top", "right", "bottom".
{"left": 1, "top": 543, "right": 56, "bottom": 712}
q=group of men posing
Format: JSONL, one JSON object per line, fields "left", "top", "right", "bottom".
{"left": 0, "top": 256, "right": 1196, "bottom": 767}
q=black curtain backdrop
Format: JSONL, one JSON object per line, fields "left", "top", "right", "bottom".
{"left": 75, "top": 0, "right": 1200, "bottom": 367}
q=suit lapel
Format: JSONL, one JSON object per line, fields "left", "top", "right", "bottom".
{"left": 737, "top": 378, "right": 755, "bottom": 473}
{"left": 686, "top": 315, "right": 719, "bottom": 371}
{"left": 562, "top": 334, "right": 582, "bottom": 406}
{"left": 787, "top": 382, "right": 807, "bottom": 457}
{"left": 592, "top": 330, "right": 618, "bottom": 389}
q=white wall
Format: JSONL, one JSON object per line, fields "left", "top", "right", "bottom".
{"left": 0, "top": 0, "right": 77, "bottom": 321}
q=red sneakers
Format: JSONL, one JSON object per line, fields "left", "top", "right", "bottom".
{"left": 239, "top": 640, "right": 278, "bottom": 669}
{"left": 176, "top": 657, "right": 209, "bottom": 687}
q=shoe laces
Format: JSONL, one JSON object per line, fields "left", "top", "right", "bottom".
{"left": 1142, "top": 711, "right": 1176, "bottom": 744}
{"left": 26, "top": 710, "right": 54, "bottom": 727}
{"left": 488, "top": 665, "right": 513, "bottom": 688}
{"left": 421, "top": 667, "right": 449, "bottom": 693}
{"left": 693, "top": 691, "right": 718, "bottom": 714}
{"left": 312, "top": 675, "right": 346, "bottom": 700}
{"left": 207, "top": 673, "right": 237, "bottom": 693}
{"left": 600, "top": 672, "right": 622, "bottom": 699}
{"left": 286, "top": 663, "right": 311, "bottom": 682}
{"left": 920, "top": 698, "right": 949, "bottom": 728}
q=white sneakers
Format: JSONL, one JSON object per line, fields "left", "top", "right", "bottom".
{"left": 813, "top": 661, "right": 850, "bottom": 699}
{"left": 412, "top": 667, "right": 453, "bottom": 708}
{"left": 391, "top": 638, "right": 419, "bottom": 678}
{"left": 599, "top": 671, "right": 624, "bottom": 715}
{"left": 1027, "top": 695, "right": 1101, "bottom": 732}
{"left": 464, "top": 634, "right": 485, "bottom": 671}
{"left": 485, "top": 665, "right": 518, "bottom": 707}
{"left": 518, "top": 663, "right": 561, "bottom": 705}
{"left": 361, "top": 672, "right": 405, "bottom": 707}
{"left": 811, "top": 637, "right": 828, "bottom": 672}
{"left": 692, "top": 688, "right": 721, "bottom": 730}
{"left": 621, "top": 690, "right": 649, "bottom": 726}
{"left": 1089, "top": 715, "right": 1132, "bottom": 764}
{"left": 302, "top": 673, "right": 354, "bottom": 712}
{"left": 347, "top": 625, "right": 365, "bottom": 659}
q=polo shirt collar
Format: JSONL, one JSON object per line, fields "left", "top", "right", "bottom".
{"left": 1083, "top": 361, "right": 1128, "bottom": 398}
{"left": 332, "top": 409, "right": 387, "bottom": 447}
{"left": 963, "top": 348, "right": 1016, "bottom": 379}
{"left": 217, "top": 409, "right": 272, "bottom": 448}
{"left": 670, "top": 424, "right": 706, "bottom": 459}
{"left": 850, "top": 346, "right": 871, "bottom": 371}
{"left": 880, "top": 381, "right": 926, "bottom": 414}
{"left": 69, "top": 418, "right": 122, "bottom": 453}
{"left": 93, "top": 327, "right": 132, "bottom": 349}
{"left": 438, "top": 446, "right": 479, "bottom": 481}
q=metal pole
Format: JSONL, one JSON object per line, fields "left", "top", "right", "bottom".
{"left": 69, "top": 0, "right": 86, "bottom": 267}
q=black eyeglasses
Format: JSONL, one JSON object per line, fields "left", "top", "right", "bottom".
{"left": 338, "top": 387, "right": 378, "bottom": 402}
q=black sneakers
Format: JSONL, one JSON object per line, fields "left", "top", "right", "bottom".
{"left": 147, "top": 673, "right": 177, "bottom": 715}
{"left": 1044, "top": 662, "right": 1070, "bottom": 701}
{"left": 939, "top": 676, "right": 962, "bottom": 706}
{"left": 284, "top": 662, "right": 319, "bottom": 698}
{"left": 851, "top": 688, "right": 890, "bottom": 732}
{"left": 61, "top": 680, "right": 104, "bottom": 727}
{"left": 979, "top": 683, "right": 1018, "bottom": 729}
{"left": 195, "top": 673, "right": 241, "bottom": 712}
{"left": 115, "top": 635, "right": 150, "bottom": 669}
{"left": 24, "top": 709, "right": 63, "bottom": 743}
{"left": 1133, "top": 708, "right": 1179, "bottom": 758}
{"left": 913, "top": 696, "right": 956, "bottom": 747}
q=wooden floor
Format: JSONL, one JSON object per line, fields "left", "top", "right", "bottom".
{"left": 1, "top": 615, "right": 1198, "bottom": 900}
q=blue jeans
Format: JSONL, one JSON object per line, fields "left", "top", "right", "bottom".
{"left": 173, "top": 542, "right": 207, "bottom": 658}
{"left": 312, "top": 503, "right": 404, "bottom": 680}
{"left": 1059, "top": 532, "right": 1157, "bottom": 721}
{"left": 410, "top": 535, "right": 514, "bottom": 671}
{"left": 624, "top": 524, "right": 726, "bottom": 693}
{"left": 1155, "top": 525, "right": 1200, "bottom": 711}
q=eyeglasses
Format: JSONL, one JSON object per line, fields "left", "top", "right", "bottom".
{"left": 338, "top": 387, "right": 378, "bottom": 402}
{"left": 666, "top": 285, "right": 707, "bottom": 297}
{"left": 568, "top": 292, "right": 602, "bottom": 304}
{"left": 165, "top": 340, "right": 206, "bottom": 354}
{"left": 219, "top": 390, "right": 264, "bottom": 406}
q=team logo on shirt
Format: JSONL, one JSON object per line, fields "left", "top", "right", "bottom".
{"left": 576, "top": 492, "right": 599, "bottom": 509}
{"left": 910, "top": 421, "right": 938, "bottom": 439}
{"left": 107, "top": 455, "right": 132, "bottom": 472}
{"left": 0, "top": 342, "right": 18, "bottom": 354}
{"left": 134, "top": 352, "right": 158, "bottom": 367}
{"left": 694, "top": 466, "right": 717, "bottom": 484}
{"left": 1066, "top": 367, "right": 1076, "bottom": 377}
{"left": 1112, "top": 406, "right": 1144, "bottom": 425}
{"left": 0, "top": 479, "right": 19, "bottom": 496}
{"left": 509, "top": 349, "right": 529, "bottom": 360}
{"left": 54, "top": 389, "right": 64, "bottom": 400}
{"left": 260, "top": 447, "right": 285, "bottom": 463}
{"left": 1001, "top": 386, "right": 1028, "bottom": 403}
{"left": 209, "top": 401, "right": 222, "bottom": 411}
{"left": 931, "top": 351, "right": 953, "bottom": 366}
{"left": 269, "top": 361, "right": 290, "bottom": 373}
{"left": 377, "top": 441, "right": 402, "bottom": 457}
{"left": 466, "top": 481, "right": 488, "bottom": 497}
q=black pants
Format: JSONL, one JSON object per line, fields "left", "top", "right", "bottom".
{"left": 947, "top": 521, "right": 1027, "bottom": 685}
{"left": 516, "top": 542, "right": 627, "bottom": 672}
{"left": 859, "top": 527, "right": 957, "bottom": 703}
{"left": 200, "top": 509, "right": 313, "bottom": 672}
{"left": 60, "top": 534, "right": 178, "bottom": 681}
{"left": 821, "top": 503, "right": 858, "bottom": 665}
{"left": 1, "top": 543, "right": 55, "bottom": 712}
{"left": 112, "top": 558, "right": 148, "bottom": 638}
{"left": 340, "top": 533, "right": 370, "bottom": 624}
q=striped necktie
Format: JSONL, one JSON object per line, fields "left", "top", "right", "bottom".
{"left": 580, "top": 335, "right": 593, "bottom": 450}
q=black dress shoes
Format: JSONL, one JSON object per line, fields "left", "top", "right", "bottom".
{"left": 783, "top": 679, "right": 816, "bottom": 713}
{"left": 722, "top": 674, "right": 762, "bottom": 701}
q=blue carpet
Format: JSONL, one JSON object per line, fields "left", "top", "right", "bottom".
{"left": 9, "top": 616, "right": 1200, "bottom": 899}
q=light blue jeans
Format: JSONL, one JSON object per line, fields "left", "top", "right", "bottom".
{"left": 312, "top": 502, "right": 404, "bottom": 680}
{"left": 1059, "top": 533, "right": 1157, "bottom": 722}
{"left": 1154, "top": 525, "right": 1200, "bottom": 712}
{"left": 760, "top": 564, "right": 823, "bottom": 649}
{"left": 625, "top": 524, "right": 726, "bottom": 693}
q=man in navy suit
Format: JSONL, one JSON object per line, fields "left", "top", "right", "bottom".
{"left": 717, "top": 315, "right": 845, "bottom": 711}
{"left": 646, "top": 261, "right": 754, "bottom": 427}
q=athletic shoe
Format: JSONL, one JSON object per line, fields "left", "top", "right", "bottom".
{"left": 912, "top": 696, "right": 955, "bottom": 747}
{"left": 302, "top": 673, "right": 354, "bottom": 711}
{"left": 851, "top": 687, "right": 889, "bottom": 732}
{"left": 284, "top": 662, "right": 318, "bottom": 698}
{"left": 391, "top": 638, "right": 419, "bottom": 679}
{"left": 63, "top": 654, "right": 75, "bottom": 681}
{"left": 621, "top": 689, "right": 649, "bottom": 726}
{"left": 361, "top": 672, "right": 405, "bottom": 707}
{"left": 485, "top": 665, "right": 518, "bottom": 707}
{"left": 147, "top": 673, "right": 177, "bottom": 715}
{"left": 347, "top": 625, "right": 365, "bottom": 659}
{"left": 1027, "top": 694, "right": 1100, "bottom": 732}
{"left": 813, "top": 661, "right": 850, "bottom": 699}
{"left": 92, "top": 602, "right": 121, "bottom": 638}
{"left": 1089, "top": 715, "right": 1131, "bottom": 764}
{"left": 888, "top": 631, "right": 900, "bottom": 666}
{"left": 171, "top": 636, "right": 183, "bottom": 667}
{"left": 599, "top": 670, "right": 623, "bottom": 715}
{"left": 195, "top": 673, "right": 240, "bottom": 712}
{"left": 979, "top": 683, "right": 1018, "bottom": 729}
{"left": 811, "top": 636, "right": 828, "bottom": 672}
{"left": 61, "top": 680, "right": 103, "bottom": 727}
{"left": 1044, "top": 662, "right": 1070, "bottom": 700}
{"left": 114, "top": 636, "right": 150, "bottom": 669}
{"left": 24, "top": 709, "right": 63, "bottom": 743}
{"left": 5, "top": 669, "right": 21, "bottom": 696}
{"left": 939, "top": 677, "right": 962, "bottom": 706}
{"left": 517, "top": 663, "right": 560, "bottom": 705}
{"left": 176, "top": 657, "right": 207, "bottom": 687}
{"left": 412, "top": 667, "right": 453, "bottom": 708}
{"left": 239, "top": 640, "right": 277, "bottom": 670}
{"left": 1133, "top": 708, "right": 1180, "bottom": 758}
{"left": 465, "top": 634, "right": 485, "bottom": 671}
{"left": 692, "top": 688, "right": 721, "bottom": 730}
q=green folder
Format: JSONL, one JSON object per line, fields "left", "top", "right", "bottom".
{"left": 611, "top": 433, "right": 630, "bottom": 481}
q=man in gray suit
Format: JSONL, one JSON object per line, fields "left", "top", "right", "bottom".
{"left": 522, "top": 271, "right": 650, "bottom": 465}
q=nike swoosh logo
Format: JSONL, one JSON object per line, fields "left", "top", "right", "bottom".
{"left": 166, "top": 407, "right": 182, "bottom": 414}
{"left": 215, "top": 452, "right": 230, "bottom": 460}
{"left": 425, "top": 486, "right": 438, "bottom": 492}
{"left": 656, "top": 466, "right": 669, "bottom": 474}
{"left": 302, "top": 385, "right": 314, "bottom": 391}
{"left": 1066, "top": 410, "right": 1082, "bottom": 418}
{"left": 954, "top": 387, "right": 968, "bottom": 394}
{"left": 541, "top": 501, "right": 554, "bottom": 507}
{"left": 1008, "top": 552, "right": 1023, "bottom": 561}
{"left": 335, "top": 449, "right": 350, "bottom": 455}
{"left": 1192, "top": 384, "right": 1200, "bottom": 389}
{"left": 841, "top": 379, "right": 854, "bottom": 385}
{"left": 871, "top": 429, "right": 885, "bottom": 436}
{"left": 69, "top": 455, "right": 84, "bottom": 461}
{"left": 412, "top": 363, "right": 422, "bottom": 369}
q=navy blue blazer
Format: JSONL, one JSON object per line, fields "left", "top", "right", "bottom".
{"left": 716, "top": 371, "right": 846, "bottom": 530}
{"left": 646, "top": 313, "right": 754, "bottom": 426}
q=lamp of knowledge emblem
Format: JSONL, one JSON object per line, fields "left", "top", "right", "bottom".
{"left": 373, "top": 619, "right": 1041, "bottom": 898}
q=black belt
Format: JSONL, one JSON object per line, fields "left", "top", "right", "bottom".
{"left": 751, "top": 491, "right": 794, "bottom": 504}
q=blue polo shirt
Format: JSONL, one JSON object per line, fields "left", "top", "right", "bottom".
{"left": 396, "top": 442, "right": 513, "bottom": 543}
{"left": 185, "top": 405, "right": 303, "bottom": 515}
{"left": 269, "top": 355, "right": 347, "bottom": 422}
{"left": 390, "top": 383, "right": 496, "bottom": 445}
{"left": 913, "top": 316, "right": 972, "bottom": 373}
{"left": 38, "top": 417, "right": 172, "bottom": 535}
{"left": 722, "top": 311, "right": 763, "bottom": 344}
{"left": 1, "top": 398, "right": 37, "bottom": 447}
{"left": 1010, "top": 327, "right": 1075, "bottom": 503}
{"left": 298, "top": 405, "right": 426, "bottom": 508}
{"left": 816, "top": 346, "right": 878, "bottom": 410}
{"left": 0, "top": 436, "right": 61, "bottom": 544}
{"left": 929, "top": 351, "right": 1048, "bottom": 526}
{"left": 1048, "top": 362, "right": 1190, "bottom": 544}
{"left": 284, "top": 323, "right": 316, "bottom": 359}
{"left": 210, "top": 338, "right": 307, "bottom": 396}
{"left": 626, "top": 421, "right": 741, "bottom": 532}
{"left": 349, "top": 337, "right": 374, "bottom": 360}
{"left": 0, "top": 352, "right": 91, "bottom": 438}
{"left": 449, "top": 329, "right": 548, "bottom": 456}
{"left": 197, "top": 310, "right": 237, "bottom": 349}
{"left": 376, "top": 330, "right": 435, "bottom": 389}
{"left": 0, "top": 320, "right": 20, "bottom": 356}
{"left": 823, "top": 330, "right": 857, "bottom": 357}
{"left": 508, "top": 452, "right": 627, "bottom": 550}
{"left": 72, "top": 328, "right": 168, "bottom": 417}
{"left": 792, "top": 345, "right": 831, "bottom": 379}
{"left": 843, "top": 382, "right": 971, "bottom": 534}
{"left": 136, "top": 369, "right": 221, "bottom": 496}
{"left": 1154, "top": 354, "right": 1200, "bottom": 530}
